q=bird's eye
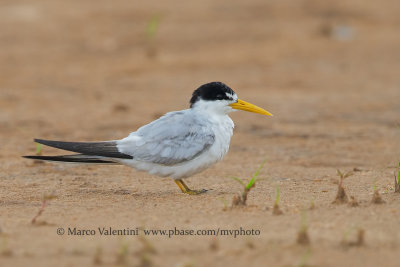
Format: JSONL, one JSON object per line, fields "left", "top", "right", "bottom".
{"left": 216, "top": 95, "right": 224, "bottom": 100}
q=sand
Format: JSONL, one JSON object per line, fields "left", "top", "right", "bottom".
{"left": 1, "top": 0, "right": 400, "bottom": 266}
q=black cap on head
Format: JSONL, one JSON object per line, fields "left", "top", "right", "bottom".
{"left": 190, "top": 82, "right": 236, "bottom": 108}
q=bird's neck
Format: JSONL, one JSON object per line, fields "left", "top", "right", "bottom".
{"left": 191, "top": 100, "right": 233, "bottom": 116}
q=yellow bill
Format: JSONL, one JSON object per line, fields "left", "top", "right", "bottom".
{"left": 229, "top": 99, "right": 273, "bottom": 116}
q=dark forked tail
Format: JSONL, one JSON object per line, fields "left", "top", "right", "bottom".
{"left": 33, "top": 139, "right": 132, "bottom": 158}
{"left": 23, "top": 154, "right": 119, "bottom": 164}
{"left": 23, "top": 138, "right": 133, "bottom": 164}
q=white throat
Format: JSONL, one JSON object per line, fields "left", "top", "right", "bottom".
{"left": 191, "top": 99, "right": 236, "bottom": 116}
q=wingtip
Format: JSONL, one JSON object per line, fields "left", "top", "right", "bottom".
{"left": 34, "top": 138, "right": 57, "bottom": 147}
{"left": 22, "top": 155, "right": 36, "bottom": 159}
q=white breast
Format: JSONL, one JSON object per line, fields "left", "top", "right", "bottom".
{"left": 168, "top": 114, "right": 234, "bottom": 178}
{"left": 207, "top": 115, "right": 234, "bottom": 162}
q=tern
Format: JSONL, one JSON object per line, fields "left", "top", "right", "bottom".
{"left": 24, "top": 82, "right": 272, "bottom": 194}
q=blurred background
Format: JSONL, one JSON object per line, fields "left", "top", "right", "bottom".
{"left": 2, "top": 0, "right": 399, "bottom": 167}
{"left": 1, "top": 0, "right": 399, "bottom": 140}
{"left": 1, "top": 0, "right": 400, "bottom": 266}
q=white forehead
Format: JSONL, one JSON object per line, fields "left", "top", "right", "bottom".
{"left": 226, "top": 92, "right": 237, "bottom": 101}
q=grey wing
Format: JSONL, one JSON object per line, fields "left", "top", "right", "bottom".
{"left": 117, "top": 111, "right": 215, "bottom": 165}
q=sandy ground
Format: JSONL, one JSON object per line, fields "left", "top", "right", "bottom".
{"left": 1, "top": 0, "right": 400, "bottom": 266}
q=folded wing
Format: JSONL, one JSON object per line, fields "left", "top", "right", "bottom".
{"left": 117, "top": 110, "right": 215, "bottom": 165}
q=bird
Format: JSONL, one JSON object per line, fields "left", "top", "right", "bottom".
{"left": 24, "top": 82, "right": 272, "bottom": 194}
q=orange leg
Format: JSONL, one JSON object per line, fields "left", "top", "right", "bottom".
{"left": 174, "top": 179, "right": 207, "bottom": 195}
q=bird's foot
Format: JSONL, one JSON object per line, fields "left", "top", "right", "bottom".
{"left": 174, "top": 179, "right": 208, "bottom": 195}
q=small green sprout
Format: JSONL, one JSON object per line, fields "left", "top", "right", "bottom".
{"left": 232, "top": 159, "right": 266, "bottom": 189}
{"left": 275, "top": 186, "right": 280, "bottom": 205}
{"left": 0, "top": 237, "right": 12, "bottom": 257}
{"left": 145, "top": 15, "right": 161, "bottom": 58}
{"left": 231, "top": 176, "right": 246, "bottom": 187}
{"left": 231, "top": 160, "right": 266, "bottom": 206}
{"left": 341, "top": 226, "right": 365, "bottom": 247}
{"left": 309, "top": 199, "right": 315, "bottom": 210}
{"left": 398, "top": 162, "right": 400, "bottom": 182}
{"left": 371, "top": 179, "right": 385, "bottom": 204}
{"left": 272, "top": 185, "right": 283, "bottom": 215}
{"left": 296, "top": 248, "right": 312, "bottom": 267}
{"left": 138, "top": 235, "right": 156, "bottom": 255}
{"left": 93, "top": 246, "right": 103, "bottom": 265}
{"left": 36, "top": 143, "right": 42, "bottom": 156}
{"left": 219, "top": 197, "right": 229, "bottom": 211}
{"left": 395, "top": 162, "right": 400, "bottom": 193}
{"left": 247, "top": 159, "right": 265, "bottom": 189}
{"left": 342, "top": 226, "right": 354, "bottom": 244}
{"left": 332, "top": 169, "right": 353, "bottom": 204}
{"left": 146, "top": 15, "right": 160, "bottom": 39}
{"left": 300, "top": 208, "right": 308, "bottom": 233}
{"left": 297, "top": 208, "right": 310, "bottom": 245}
{"left": 116, "top": 240, "right": 130, "bottom": 265}
{"left": 136, "top": 236, "right": 156, "bottom": 267}
{"left": 337, "top": 169, "right": 354, "bottom": 185}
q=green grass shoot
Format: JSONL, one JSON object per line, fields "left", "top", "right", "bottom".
{"left": 395, "top": 162, "right": 400, "bottom": 193}
{"left": 296, "top": 248, "right": 311, "bottom": 267}
{"left": 116, "top": 240, "right": 129, "bottom": 265}
{"left": 310, "top": 199, "right": 315, "bottom": 209}
{"left": 219, "top": 197, "right": 229, "bottom": 210}
{"left": 146, "top": 15, "right": 160, "bottom": 39}
{"left": 246, "top": 159, "right": 266, "bottom": 190}
{"left": 231, "top": 176, "right": 245, "bottom": 187}
{"left": 275, "top": 186, "right": 280, "bottom": 205}
{"left": 342, "top": 226, "right": 355, "bottom": 243}
{"left": 93, "top": 246, "right": 103, "bottom": 265}
{"left": 341, "top": 226, "right": 365, "bottom": 247}
{"left": 0, "top": 236, "right": 12, "bottom": 257}
{"left": 398, "top": 162, "right": 400, "bottom": 184}
{"left": 296, "top": 207, "right": 310, "bottom": 245}
{"left": 36, "top": 143, "right": 42, "bottom": 156}
{"left": 231, "top": 159, "right": 266, "bottom": 190}
{"left": 337, "top": 169, "right": 353, "bottom": 182}
{"left": 301, "top": 207, "right": 308, "bottom": 232}
{"left": 231, "top": 160, "right": 266, "bottom": 206}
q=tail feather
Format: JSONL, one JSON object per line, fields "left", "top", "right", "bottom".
{"left": 23, "top": 154, "right": 120, "bottom": 164}
{"left": 34, "top": 138, "right": 132, "bottom": 159}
